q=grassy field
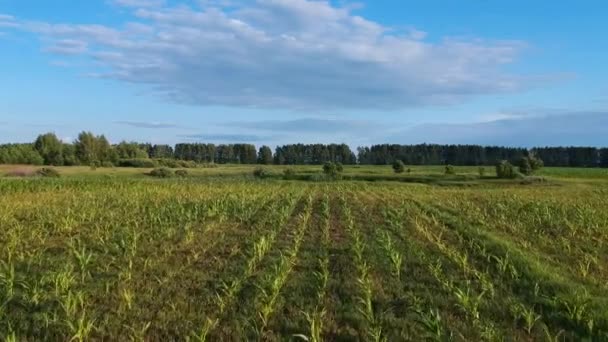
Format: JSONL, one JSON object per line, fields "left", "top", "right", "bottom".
{"left": 1, "top": 165, "right": 608, "bottom": 340}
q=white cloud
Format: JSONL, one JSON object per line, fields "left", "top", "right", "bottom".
{"left": 0, "top": 14, "right": 17, "bottom": 28}
{"left": 112, "top": 0, "right": 166, "bottom": 8}
{"left": 45, "top": 39, "right": 88, "bottom": 54}
{"left": 2, "top": 1, "right": 535, "bottom": 110}
{"left": 114, "top": 120, "right": 179, "bottom": 128}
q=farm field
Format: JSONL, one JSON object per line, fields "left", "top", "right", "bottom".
{"left": 1, "top": 166, "right": 608, "bottom": 340}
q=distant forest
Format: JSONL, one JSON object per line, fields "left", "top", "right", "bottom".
{"left": 1, "top": 131, "right": 607, "bottom": 167}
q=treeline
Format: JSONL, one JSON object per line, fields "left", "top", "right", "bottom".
{"left": 173, "top": 143, "right": 257, "bottom": 164}
{"left": 358, "top": 144, "right": 528, "bottom": 166}
{"left": 274, "top": 144, "right": 357, "bottom": 165}
{"left": 1, "top": 131, "right": 608, "bottom": 167}
{"left": 358, "top": 144, "right": 608, "bottom": 167}
{"left": 532, "top": 147, "right": 608, "bottom": 168}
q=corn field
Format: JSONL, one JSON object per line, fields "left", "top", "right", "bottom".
{"left": 1, "top": 176, "right": 608, "bottom": 340}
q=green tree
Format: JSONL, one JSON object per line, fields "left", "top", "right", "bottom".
{"left": 75, "top": 131, "right": 98, "bottom": 165}
{"left": 62, "top": 143, "right": 78, "bottom": 166}
{"left": 0, "top": 144, "right": 44, "bottom": 165}
{"left": 257, "top": 145, "right": 273, "bottom": 164}
{"left": 496, "top": 160, "right": 517, "bottom": 179}
{"left": 34, "top": 133, "right": 64, "bottom": 165}
{"left": 392, "top": 160, "right": 405, "bottom": 173}
{"left": 115, "top": 141, "right": 149, "bottom": 159}
{"left": 518, "top": 155, "right": 544, "bottom": 175}
{"left": 74, "top": 131, "right": 117, "bottom": 165}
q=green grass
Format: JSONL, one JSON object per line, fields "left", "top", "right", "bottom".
{"left": 1, "top": 165, "right": 608, "bottom": 340}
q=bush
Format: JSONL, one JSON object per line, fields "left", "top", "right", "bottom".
{"left": 496, "top": 160, "right": 520, "bottom": 179}
{"left": 322, "top": 162, "right": 343, "bottom": 180}
{"left": 177, "top": 160, "right": 198, "bottom": 168}
{"left": 335, "top": 162, "right": 344, "bottom": 173}
{"left": 283, "top": 168, "right": 297, "bottom": 179}
{"left": 36, "top": 167, "right": 60, "bottom": 178}
{"left": 90, "top": 160, "right": 101, "bottom": 171}
{"left": 445, "top": 165, "right": 456, "bottom": 175}
{"left": 253, "top": 167, "right": 269, "bottom": 179}
{"left": 392, "top": 160, "right": 405, "bottom": 173}
{"left": 118, "top": 159, "right": 157, "bottom": 168}
{"left": 175, "top": 169, "right": 188, "bottom": 177}
{"left": 149, "top": 167, "right": 173, "bottom": 178}
{"left": 518, "top": 155, "right": 544, "bottom": 175}
{"left": 519, "top": 157, "right": 532, "bottom": 176}
{"left": 478, "top": 166, "right": 486, "bottom": 177}
{"left": 101, "top": 161, "right": 114, "bottom": 168}
{"left": 156, "top": 159, "right": 179, "bottom": 168}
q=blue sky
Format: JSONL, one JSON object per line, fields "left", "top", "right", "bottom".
{"left": 0, "top": 0, "right": 606, "bottom": 147}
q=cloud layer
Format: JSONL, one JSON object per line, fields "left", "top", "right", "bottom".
{"left": 3, "top": 0, "right": 529, "bottom": 110}
{"left": 114, "top": 120, "right": 178, "bottom": 128}
{"left": 390, "top": 112, "right": 608, "bottom": 147}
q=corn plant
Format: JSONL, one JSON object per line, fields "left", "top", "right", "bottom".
{"left": 341, "top": 196, "right": 384, "bottom": 342}
{"left": 415, "top": 308, "right": 446, "bottom": 342}
{"left": 379, "top": 231, "right": 403, "bottom": 279}
{"left": 510, "top": 302, "right": 542, "bottom": 334}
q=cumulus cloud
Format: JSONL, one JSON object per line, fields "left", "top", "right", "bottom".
{"left": 114, "top": 120, "right": 178, "bottom": 128}
{"left": 2, "top": 1, "right": 535, "bottom": 110}
{"left": 388, "top": 112, "right": 608, "bottom": 147}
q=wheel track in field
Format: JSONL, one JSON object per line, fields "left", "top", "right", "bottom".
{"left": 432, "top": 197, "right": 608, "bottom": 290}
{"left": 338, "top": 192, "right": 385, "bottom": 341}
{"left": 318, "top": 189, "right": 364, "bottom": 340}
{"left": 350, "top": 188, "right": 467, "bottom": 341}
{"left": 413, "top": 199, "right": 608, "bottom": 340}
{"left": 191, "top": 189, "right": 312, "bottom": 340}
{"left": 131, "top": 187, "right": 295, "bottom": 338}
{"left": 243, "top": 190, "right": 330, "bottom": 340}
{"left": 246, "top": 192, "right": 316, "bottom": 339}
{"left": 357, "top": 187, "right": 514, "bottom": 340}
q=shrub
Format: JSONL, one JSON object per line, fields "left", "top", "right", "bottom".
{"left": 177, "top": 160, "right": 198, "bottom": 168}
{"left": 156, "top": 159, "right": 179, "bottom": 168}
{"left": 323, "top": 162, "right": 336, "bottom": 175}
{"left": 530, "top": 157, "right": 544, "bottom": 171}
{"left": 392, "top": 160, "right": 405, "bottom": 173}
{"left": 519, "top": 157, "right": 532, "bottom": 176}
{"left": 118, "top": 159, "right": 157, "bottom": 168}
{"left": 101, "top": 161, "right": 114, "bottom": 168}
{"left": 322, "top": 162, "right": 343, "bottom": 180}
{"left": 175, "top": 169, "right": 188, "bottom": 177}
{"left": 496, "top": 160, "right": 520, "bottom": 179}
{"left": 253, "top": 167, "right": 269, "bottom": 179}
{"left": 90, "top": 160, "right": 101, "bottom": 171}
{"left": 518, "top": 156, "right": 544, "bottom": 175}
{"left": 36, "top": 167, "right": 60, "bottom": 178}
{"left": 407, "top": 168, "right": 412, "bottom": 174}
{"left": 149, "top": 167, "right": 173, "bottom": 178}
{"left": 335, "top": 162, "right": 344, "bottom": 172}
{"left": 445, "top": 165, "right": 456, "bottom": 175}
{"left": 478, "top": 167, "right": 486, "bottom": 178}
{"left": 308, "top": 173, "right": 327, "bottom": 182}
{"left": 283, "top": 168, "right": 297, "bottom": 179}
